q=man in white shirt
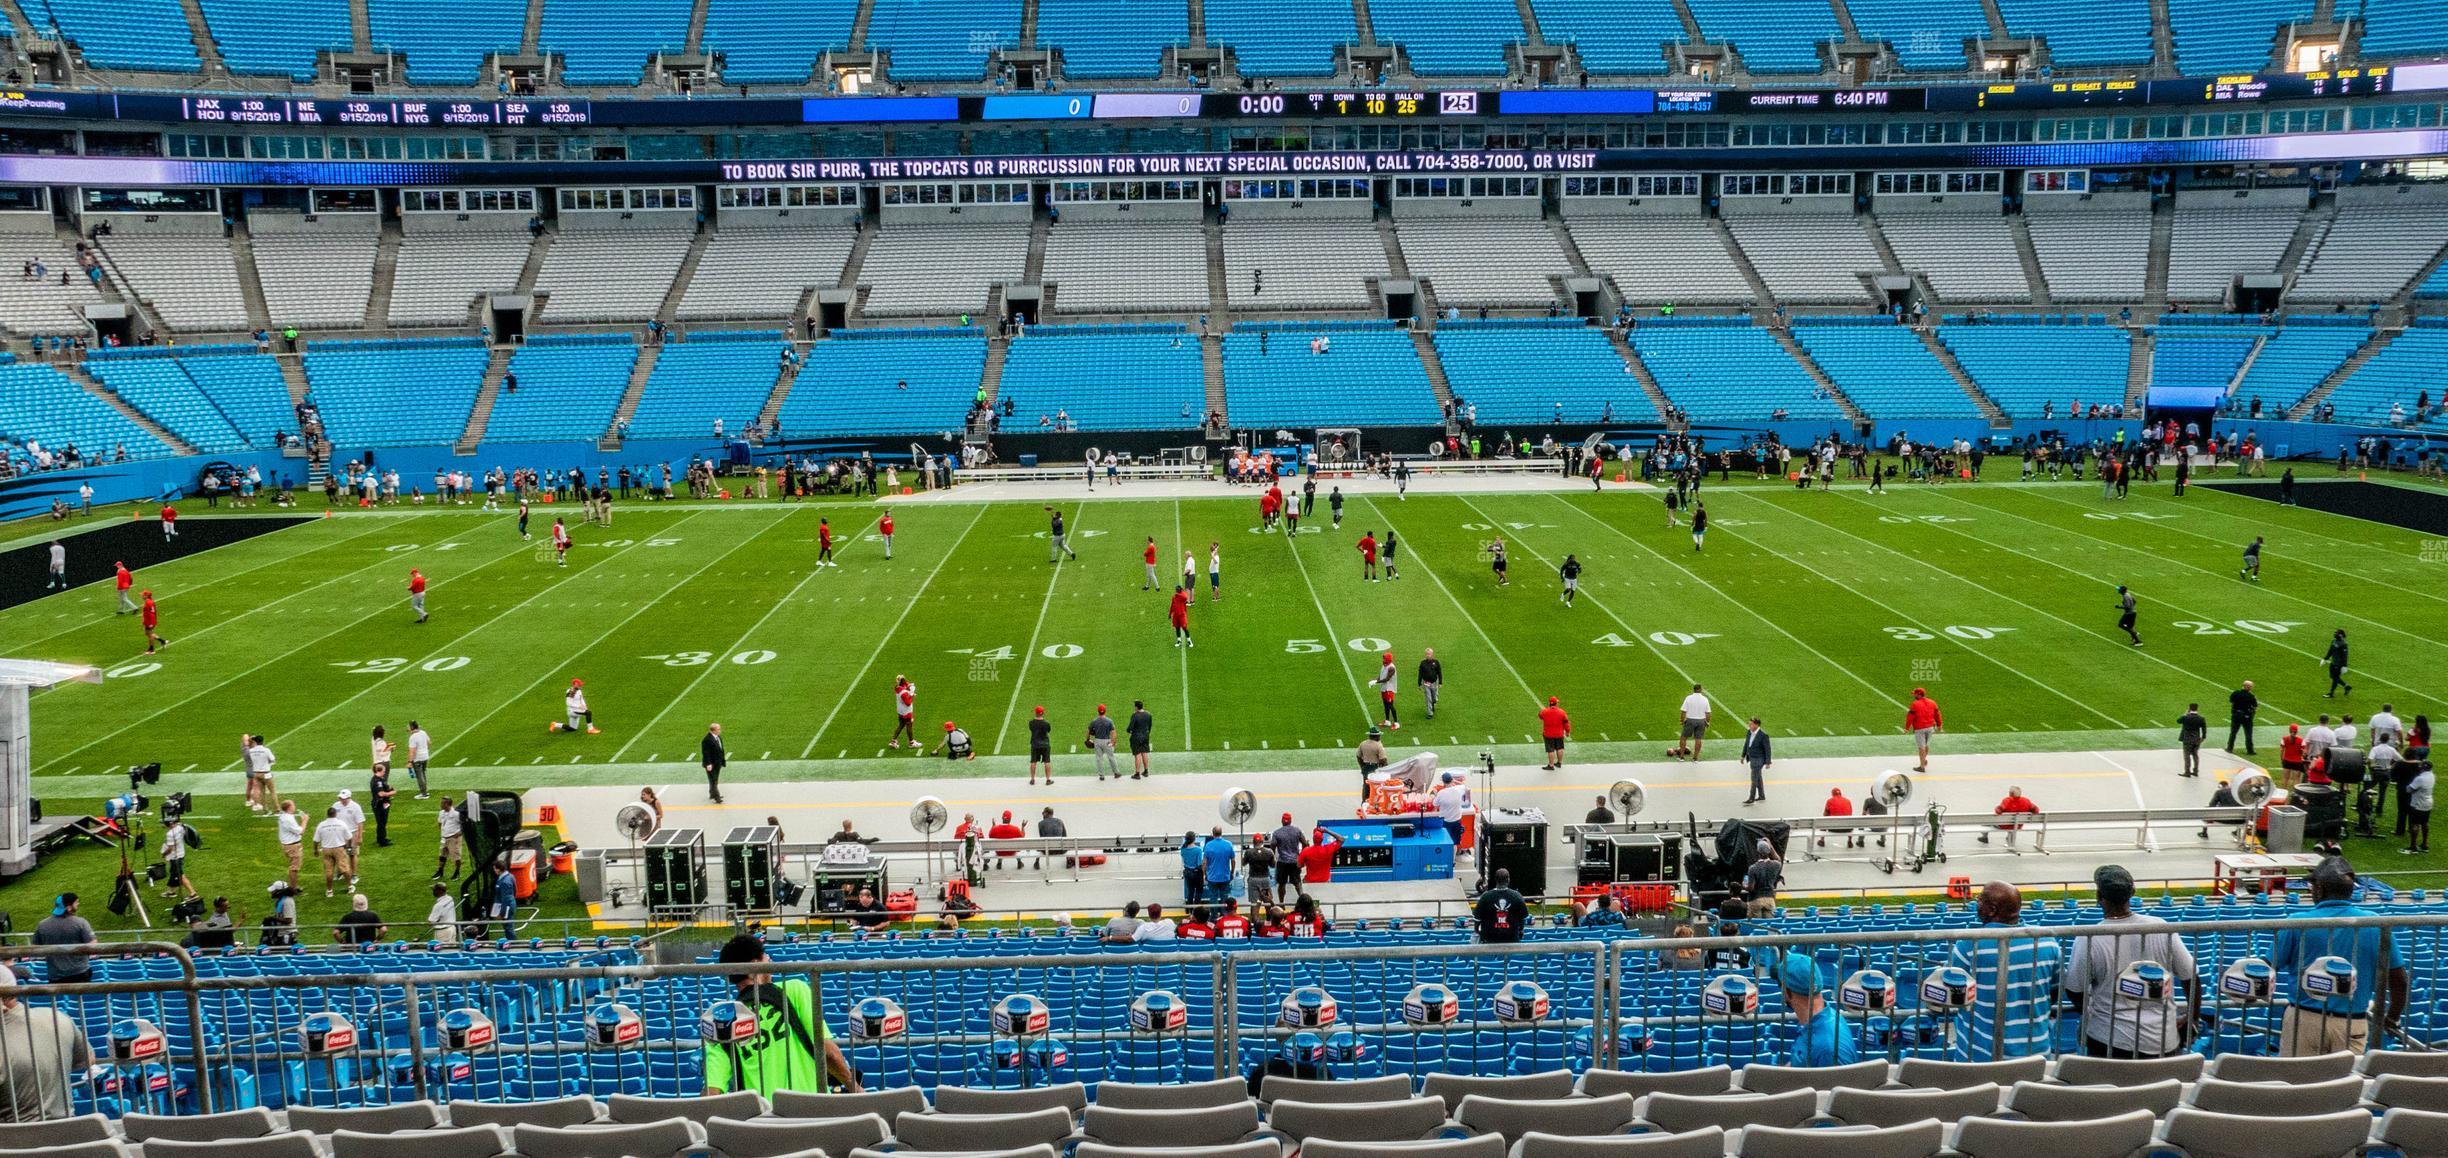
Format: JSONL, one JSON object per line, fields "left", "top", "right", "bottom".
{"left": 312, "top": 807, "right": 354, "bottom": 898}
{"left": 2371, "top": 705, "right": 2405, "bottom": 749}
{"left": 1673, "top": 683, "right": 1713, "bottom": 761}
{"left": 435, "top": 800, "right": 465, "bottom": 879}
{"left": 1433, "top": 773, "right": 1472, "bottom": 860}
{"left": 334, "top": 791, "right": 365, "bottom": 874}
{"left": 2066, "top": 865, "right": 2196, "bottom": 1058}
{"left": 2334, "top": 715, "right": 2359, "bottom": 750}
{"left": 404, "top": 721, "right": 432, "bottom": 798}
{"left": 275, "top": 799, "right": 304, "bottom": 888}
{"left": 44, "top": 540, "right": 64, "bottom": 590}
{"left": 2407, "top": 764, "right": 2435, "bottom": 855}
{"left": 427, "top": 882, "right": 460, "bottom": 945}
{"left": 553, "top": 679, "right": 598, "bottom": 734}
{"left": 0, "top": 964, "right": 92, "bottom": 1121}
{"left": 1130, "top": 904, "right": 1179, "bottom": 942}
{"left": 2305, "top": 715, "right": 2337, "bottom": 763}
{"left": 242, "top": 733, "right": 276, "bottom": 814}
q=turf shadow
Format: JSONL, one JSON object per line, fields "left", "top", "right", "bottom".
{"left": 0, "top": 516, "right": 313, "bottom": 613}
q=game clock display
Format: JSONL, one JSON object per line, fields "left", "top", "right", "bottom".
{"left": 1206, "top": 91, "right": 1480, "bottom": 118}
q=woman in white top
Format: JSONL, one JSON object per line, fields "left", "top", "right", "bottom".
{"left": 427, "top": 883, "right": 460, "bottom": 945}
{"left": 369, "top": 724, "right": 393, "bottom": 773}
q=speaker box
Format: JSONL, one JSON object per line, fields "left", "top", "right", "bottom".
{"left": 2293, "top": 783, "right": 2345, "bottom": 840}
{"left": 2324, "top": 747, "right": 2366, "bottom": 785}
{"left": 722, "top": 826, "right": 780, "bottom": 912}
{"left": 644, "top": 828, "right": 705, "bottom": 911}
{"left": 1478, "top": 811, "right": 1548, "bottom": 899}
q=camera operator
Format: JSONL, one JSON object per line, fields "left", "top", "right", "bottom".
{"left": 181, "top": 897, "right": 235, "bottom": 950}
{"left": 157, "top": 805, "right": 198, "bottom": 902}
{"left": 260, "top": 882, "right": 299, "bottom": 947}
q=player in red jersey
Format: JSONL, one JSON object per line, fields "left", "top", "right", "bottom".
{"left": 550, "top": 518, "right": 570, "bottom": 566}
{"left": 878, "top": 509, "right": 895, "bottom": 559}
{"left": 139, "top": 589, "right": 165, "bottom": 654}
{"left": 1169, "top": 584, "right": 1193, "bottom": 648}
{"left": 159, "top": 503, "right": 178, "bottom": 542}
{"left": 1539, "top": 696, "right": 1572, "bottom": 770}
{"left": 888, "top": 676, "right": 917, "bottom": 749}
{"left": 817, "top": 517, "right": 836, "bottom": 567}
{"left": 1357, "top": 532, "right": 1378, "bottom": 582}
{"left": 1142, "top": 537, "right": 1160, "bottom": 590}
{"left": 114, "top": 561, "right": 135, "bottom": 614}
{"left": 407, "top": 568, "right": 428, "bottom": 623}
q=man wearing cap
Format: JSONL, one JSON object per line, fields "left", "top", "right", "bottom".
{"left": 313, "top": 806, "right": 354, "bottom": 898}
{"left": 2065, "top": 865, "right": 2196, "bottom": 1058}
{"left": 1433, "top": 772, "right": 1471, "bottom": 859}
{"left": 1027, "top": 706, "right": 1054, "bottom": 786}
{"left": 1778, "top": 952, "right": 1858, "bottom": 1067}
{"left": 929, "top": 721, "right": 975, "bottom": 760}
{"left": 1538, "top": 696, "right": 1571, "bottom": 771}
{"left": 1947, "top": 882, "right": 2062, "bottom": 1061}
{"left": 703, "top": 933, "right": 860, "bottom": 1095}
{"left": 701, "top": 722, "right": 727, "bottom": 803}
{"left": 1672, "top": 684, "right": 1712, "bottom": 761}
{"left": 1268, "top": 815, "right": 1307, "bottom": 900}
{"left": 1375, "top": 651, "right": 1401, "bottom": 730}
{"left": 334, "top": 788, "right": 366, "bottom": 871}
{"left": 2272, "top": 855, "right": 2409, "bottom": 1055}
{"left": 2228, "top": 680, "right": 2259, "bottom": 754}
{"left": 1088, "top": 705, "right": 1119, "bottom": 781}
{"left": 30, "top": 894, "right": 96, "bottom": 986}
{"left": 0, "top": 961, "right": 94, "bottom": 1120}
{"left": 1904, "top": 687, "right": 1942, "bottom": 772}
{"left": 1356, "top": 727, "right": 1388, "bottom": 798}
{"left": 553, "top": 679, "right": 598, "bottom": 734}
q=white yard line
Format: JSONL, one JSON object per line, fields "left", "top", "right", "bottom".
{"left": 613, "top": 509, "right": 877, "bottom": 762}
{"left": 990, "top": 503, "right": 1088, "bottom": 755}
{"left": 427, "top": 511, "right": 764, "bottom": 761}
{"left": 1279, "top": 510, "right": 1380, "bottom": 736}
{"left": 8, "top": 515, "right": 402, "bottom": 653}
{"left": 1171, "top": 499, "right": 1194, "bottom": 751}
{"left": 1358, "top": 497, "right": 1540, "bottom": 708}
{"left": 802, "top": 504, "right": 988, "bottom": 758}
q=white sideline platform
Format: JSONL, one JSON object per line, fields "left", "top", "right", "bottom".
{"left": 536, "top": 746, "right": 2267, "bottom": 925}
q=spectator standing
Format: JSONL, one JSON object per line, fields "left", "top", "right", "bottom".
{"left": 1202, "top": 827, "right": 1235, "bottom": 904}
{"left": 703, "top": 934, "right": 861, "bottom": 1094}
{"left": 1127, "top": 701, "right": 1155, "bottom": 779}
{"left": 2272, "top": 857, "right": 2408, "bottom": 1054}
{"left": 1948, "top": 882, "right": 2063, "bottom": 1061}
{"left": 1088, "top": 705, "right": 1120, "bottom": 782}
{"left": 434, "top": 799, "right": 464, "bottom": 879}
{"left": 30, "top": 894, "right": 95, "bottom": 985}
{"left": 1778, "top": 953, "right": 1857, "bottom": 1067}
{"left": 275, "top": 799, "right": 304, "bottom": 887}
{"left": 404, "top": 721, "right": 431, "bottom": 798}
{"left": 2065, "top": 865, "right": 2196, "bottom": 1058}
{"left": 1671, "top": 684, "right": 1712, "bottom": 760}
{"left": 241, "top": 733, "right": 276, "bottom": 814}
{"left": 701, "top": 722, "right": 727, "bottom": 804}
{"left": 2178, "top": 703, "right": 2208, "bottom": 777}
{"left": 2405, "top": 761, "right": 2433, "bottom": 855}
{"left": 427, "top": 883, "right": 459, "bottom": 945}
{"left": 1740, "top": 717, "right": 1771, "bottom": 804}
{"left": 1472, "top": 868, "right": 1526, "bottom": 943}
{"left": 1242, "top": 837, "right": 1276, "bottom": 906}
{"left": 1904, "top": 688, "right": 1942, "bottom": 771}
{"left": 1742, "top": 841, "right": 1782, "bottom": 917}
{"left": 312, "top": 808, "right": 353, "bottom": 897}
{"left": 1433, "top": 772, "right": 1470, "bottom": 856}
{"left": 1177, "top": 832, "right": 1203, "bottom": 904}
{"left": 2228, "top": 681, "right": 2258, "bottom": 754}
{"left": 488, "top": 860, "right": 517, "bottom": 935}
{"left": 1268, "top": 814, "right": 1306, "bottom": 900}
{"left": 336, "top": 895, "right": 384, "bottom": 944}
{"left": 0, "top": 964, "right": 93, "bottom": 1121}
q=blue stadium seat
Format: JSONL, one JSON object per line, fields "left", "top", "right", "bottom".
{"left": 1530, "top": 0, "right": 1683, "bottom": 72}
{"left": 1205, "top": 0, "right": 1357, "bottom": 76}
{"left": 368, "top": 0, "right": 525, "bottom": 82}
{"left": 1681, "top": 0, "right": 1840, "bottom": 72}
{"left": 2235, "top": 324, "right": 2368, "bottom": 415}
{"left": 303, "top": 337, "right": 487, "bottom": 448}
{"left": 997, "top": 325, "right": 1207, "bottom": 432}
{"left": 1221, "top": 323, "right": 1440, "bottom": 427}
{"left": 19, "top": 0, "right": 202, "bottom": 71}
{"left": 88, "top": 345, "right": 293, "bottom": 453}
{"left": 1843, "top": 0, "right": 1986, "bottom": 68}
{"left": 1629, "top": 319, "right": 1837, "bottom": 421}
{"left": 2166, "top": 0, "right": 2309, "bottom": 75}
{"left": 539, "top": 0, "right": 693, "bottom": 85}
{"left": 1434, "top": 320, "right": 1646, "bottom": 425}
{"left": 625, "top": 331, "right": 787, "bottom": 443}
{"left": 868, "top": 0, "right": 1023, "bottom": 81}
{"left": 2149, "top": 319, "right": 2266, "bottom": 402}
{"left": 2357, "top": 0, "right": 2448, "bottom": 57}
{"left": 2319, "top": 328, "right": 2448, "bottom": 424}
{"left": 1037, "top": 0, "right": 1189, "bottom": 79}
{"left": 196, "top": 0, "right": 351, "bottom": 78}
{"left": 1934, "top": 320, "right": 2130, "bottom": 418}
{"left": 1995, "top": 0, "right": 2155, "bottom": 65}
{"left": 488, "top": 334, "right": 638, "bottom": 444}
{"left": 1790, "top": 318, "right": 1981, "bottom": 420}
{"left": 779, "top": 328, "right": 986, "bottom": 437}
{"left": 1366, "top": 0, "right": 1523, "bottom": 75}
{"left": 2417, "top": 262, "right": 2448, "bottom": 300}
{"left": 0, "top": 362, "right": 173, "bottom": 466}
{"left": 702, "top": 0, "right": 856, "bottom": 83}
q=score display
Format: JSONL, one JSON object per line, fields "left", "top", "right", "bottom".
{"left": 164, "top": 96, "right": 590, "bottom": 125}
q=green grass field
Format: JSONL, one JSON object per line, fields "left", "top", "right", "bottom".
{"left": 7, "top": 468, "right": 2448, "bottom": 936}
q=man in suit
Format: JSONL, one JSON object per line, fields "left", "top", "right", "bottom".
{"left": 1741, "top": 717, "right": 1772, "bottom": 805}
{"left": 2229, "top": 680, "right": 2259, "bottom": 754}
{"left": 701, "top": 722, "right": 727, "bottom": 804}
{"left": 2179, "top": 702, "right": 2209, "bottom": 777}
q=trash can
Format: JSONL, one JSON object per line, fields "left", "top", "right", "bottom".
{"left": 2265, "top": 805, "right": 2307, "bottom": 854}
{"left": 1020, "top": 454, "right": 1039, "bottom": 468}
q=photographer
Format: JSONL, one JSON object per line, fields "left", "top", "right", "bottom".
{"left": 260, "top": 882, "right": 299, "bottom": 946}
{"left": 182, "top": 897, "right": 236, "bottom": 950}
{"left": 426, "top": 882, "right": 460, "bottom": 945}
{"left": 156, "top": 809, "right": 198, "bottom": 902}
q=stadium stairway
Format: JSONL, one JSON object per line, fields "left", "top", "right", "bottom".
{"left": 2145, "top": 199, "right": 2175, "bottom": 302}
{"left": 1349, "top": 0, "right": 1374, "bottom": 45}
{"left": 846, "top": 0, "right": 875, "bottom": 49}
{"left": 1510, "top": 0, "right": 1544, "bottom": 45}
{"left": 1825, "top": 0, "right": 1861, "bottom": 41}
{"left": 512, "top": 227, "right": 552, "bottom": 322}
{"left": 838, "top": 220, "right": 876, "bottom": 301}
{"left": 346, "top": 0, "right": 367, "bottom": 51}
{"left": 753, "top": 346, "right": 796, "bottom": 434}
{"left": 363, "top": 221, "right": 401, "bottom": 329}
{"left": 2287, "top": 325, "right": 2401, "bottom": 418}
{"left": 1200, "top": 331, "right": 1227, "bottom": 423}
{"left": 1973, "top": 0, "right": 2008, "bottom": 35}
{"left": 1604, "top": 328, "right": 1677, "bottom": 424}
{"left": 1913, "top": 327, "right": 2008, "bottom": 425}
{"left": 1709, "top": 218, "right": 1776, "bottom": 305}
{"left": 1185, "top": 0, "right": 1205, "bottom": 45}
{"left": 1204, "top": 216, "right": 1230, "bottom": 324}
{"left": 1411, "top": 327, "right": 1459, "bottom": 416}
{"left": 172, "top": 0, "right": 230, "bottom": 73}
{"left": 2278, "top": 195, "right": 2338, "bottom": 279}
{"left": 0, "top": 0, "right": 33, "bottom": 43}
{"left": 57, "top": 358, "right": 200, "bottom": 456}
{"left": 520, "top": 0, "right": 543, "bottom": 53}
{"left": 1768, "top": 326, "right": 1865, "bottom": 424}
{"left": 600, "top": 341, "right": 661, "bottom": 449}
{"left": 979, "top": 331, "right": 1010, "bottom": 413}
{"left": 658, "top": 229, "right": 712, "bottom": 325}
{"left": 2007, "top": 215, "right": 2054, "bottom": 307}
{"left": 2123, "top": 325, "right": 2153, "bottom": 411}
{"left": 454, "top": 344, "right": 513, "bottom": 452}
{"left": 2149, "top": 0, "right": 2177, "bottom": 67}
{"left": 228, "top": 224, "right": 273, "bottom": 335}
{"left": 682, "top": 0, "right": 709, "bottom": 54}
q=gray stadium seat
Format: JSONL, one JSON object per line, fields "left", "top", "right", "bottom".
{"left": 1576, "top": 1067, "right": 1736, "bottom": 1100}
{"left": 511, "top": 1120, "right": 700, "bottom": 1158}
{"left": 327, "top": 1124, "right": 508, "bottom": 1158}
{"left": 2369, "top": 1074, "right": 2448, "bottom": 1114}
{"left": 773, "top": 1087, "right": 929, "bottom": 1122}
{"left": 1512, "top": 1128, "right": 1727, "bottom": 1158}
{"left": 1947, "top": 1109, "right": 2159, "bottom": 1158}
{"left": 1262, "top": 1098, "right": 1450, "bottom": 1144}
{"left": 2367, "top": 1051, "right": 2448, "bottom": 1078}
{"left": 1092, "top": 1078, "right": 1252, "bottom": 1111}
{"left": 1633, "top": 1089, "right": 1817, "bottom": 1135}
{"left": 1259, "top": 1074, "right": 1416, "bottom": 1106}
{"left": 1825, "top": 1083, "right": 2001, "bottom": 1128}
{"left": 2204, "top": 1050, "right": 2356, "bottom": 1083}
{"left": 2376, "top": 1107, "right": 2448, "bottom": 1155}
{"left": 140, "top": 1137, "right": 320, "bottom": 1158}
{"left": 1306, "top": 1138, "right": 1507, "bottom": 1158}
{"left": 1075, "top": 1103, "right": 1264, "bottom": 1150}
{"left": 702, "top": 1113, "right": 892, "bottom": 1158}
{"left": 1423, "top": 1072, "right": 1579, "bottom": 1114}
{"left": 2187, "top": 1074, "right": 2366, "bottom": 1116}
{"left": 123, "top": 1109, "right": 284, "bottom": 1144}
{"left": 0, "top": 1115, "right": 115, "bottom": 1148}
{"left": 2001, "top": 1078, "right": 2183, "bottom": 1122}
{"left": 608, "top": 1092, "right": 768, "bottom": 1125}
{"left": 1740, "top": 1060, "right": 1890, "bottom": 1094}
{"left": 2159, "top": 1107, "right": 2376, "bottom": 1158}
{"left": 0, "top": 1142, "right": 131, "bottom": 1158}
{"left": 893, "top": 1108, "right": 1076, "bottom": 1153}
{"left": 1895, "top": 1057, "right": 2046, "bottom": 1091}
{"left": 845, "top": 1148, "right": 1059, "bottom": 1158}
{"left": 2050, "top": 1053, "right": 2203, "bottom": 1085}
{"left": 1073, "top": 1142, "right": 1280, "bottom": 1158}
{"left": 286, "top": 1102, "right": 445, "bottom": 1135}
{"left": 1451, "top": 1093, "right": 1639, "bottom": 1144}
{"left": 1741, "top": 1120, "right": 1947, "bottom": 1158}
{"left": 932, "top": 1083, "right": 1090, "bottom": 1117}
{"left": 449, "top": 1096, "right": 601, "bottom": 1129}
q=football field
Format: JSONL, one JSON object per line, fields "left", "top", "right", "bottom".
{"left": 10, "top": 474, "right": 2448, "bottom": 796}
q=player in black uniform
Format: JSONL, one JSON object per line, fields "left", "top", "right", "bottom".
{"left": 1382, "top": 529, "right": 1400, "bottom": 581}
{"left": 2241, "top": 536, "right": 2263, "bottom": 582}
{"left": 2115, "top": 584, "right": 2141, "bottom": 646}
{"left": 1559, "top": 553, "right": 1582, "bottom": 607}
{"left": 1027, "top": 706, "right": 1054, "bottom": 785}
{"left": 2324, "top": 629, "right": 2353, "bottom": 698}
{"left": 1489, "top": 538, "right": 1509, "bottom": 587}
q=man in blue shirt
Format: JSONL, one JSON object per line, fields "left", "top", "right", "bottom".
{"left": 1178, "top": 832, "right": 1203, "bottom": 905}
{"left": 1203, "top": 827, "right": 1237, "bottom": 904}
{"left": 489, "top": 861, "right": 517, "bottom": 936}
{"left": 1946, "top": 881, "right": 2062, "bottom": 1061}
{"left": 1779, "top": 951, "right": 1857, "bottom": 1067}
{"left": 2272, "top": 856, "right": 2409, "bottom": 1055}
